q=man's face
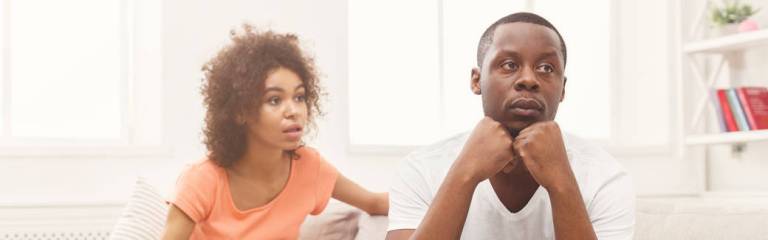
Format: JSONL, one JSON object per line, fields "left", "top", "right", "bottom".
{"left": 471, "top": 22, "right": 566, "bottom": 135}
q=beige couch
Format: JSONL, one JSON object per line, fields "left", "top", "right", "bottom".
{"left": 109, "top": 179, "right": 768, "bottom": 239}
{"left": 301, "top": 197, "right": 768, "bottom": 240}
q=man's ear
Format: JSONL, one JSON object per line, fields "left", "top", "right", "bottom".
{"left": 471, "top": 67, "right": 481, "bottom": 95}
{"left": 560, "top": 76, "right": 567, "bottom": 102}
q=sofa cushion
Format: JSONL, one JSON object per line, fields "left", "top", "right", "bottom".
{"left": 635, "top": 197, "right": 768, "bottom": 240}
{"left": 355, "top": 213, "right": 389, "bottom": 240}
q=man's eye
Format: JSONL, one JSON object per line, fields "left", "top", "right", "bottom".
{"left": 536, "top": 64, "right": 554, "bottom": 73}
{"left": 501, "top": 62, "right": 519, "bottom": 71}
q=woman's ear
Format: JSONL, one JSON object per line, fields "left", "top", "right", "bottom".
{"left": 471, "top": 68, "right": 481, "bottom": 95}
{"left": 235, "top": 112, "right": 247, "bottom": 125}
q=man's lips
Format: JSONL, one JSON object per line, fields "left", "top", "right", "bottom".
{"left": 506, "top": 98, "right": 543, "bottom": 117}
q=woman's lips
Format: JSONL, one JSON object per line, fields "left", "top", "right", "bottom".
{"left": 284, "top": 129, "right": 303, "bottom": 141}
{"left": 283, "top": 125, "right": 303, "bottom": 141}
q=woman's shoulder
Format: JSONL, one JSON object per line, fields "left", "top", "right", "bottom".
{"left": 178, "top": 157, "right": 224, "bottom": 184}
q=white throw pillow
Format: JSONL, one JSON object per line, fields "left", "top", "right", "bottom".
{"left": 299, "top": 200, "right": 360, "bottom": 240}
{"left": 109, "top": 178, "right": 170, "bottom": 240}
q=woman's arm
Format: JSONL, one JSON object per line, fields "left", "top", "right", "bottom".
{"left": 162, "top": 204, "right": 195, "bottom": 240}
{"left": 331, "top": 174, "right": 389, "bottom": 215}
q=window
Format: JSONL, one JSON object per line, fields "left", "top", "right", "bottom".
{"left": 7, "top": 0, "right": 124, "bottom": 140}
{"left": 533, "top": 0, "right": 612, "bottom": 139}
{"left": 350, "top": 0, "right": 613, "bottom": 146}
{"left": 348, "top": 0, "right": 441, "bottom": 146}
{"left": 0, "top": 0, "right": 163, "bottom": 151}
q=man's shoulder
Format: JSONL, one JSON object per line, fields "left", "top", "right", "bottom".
{"left": 404, "top": 132, "right": 469, "bottom": 165}
{"left": 563, "top": 132, "right": 628, "bottom": 181}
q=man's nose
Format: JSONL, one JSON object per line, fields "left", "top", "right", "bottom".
{"left": 513, "top": 67, "right": 540, "bottom": 92}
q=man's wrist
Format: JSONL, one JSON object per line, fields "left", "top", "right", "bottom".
{"left": 544, "top": 177, "right": 580, "bottom": 198}
{"left": 446, "top": 166, "right": 483, "bottom": 188}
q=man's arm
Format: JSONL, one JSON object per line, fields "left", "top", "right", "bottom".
{"left": 386, "top": 117, "right": 516, "bottom": 240}
{"left": 548, "top": 178, "right": 597, "bottom": 240}
{"left": 515, "top": 121, "right": 597, "bottom": 240}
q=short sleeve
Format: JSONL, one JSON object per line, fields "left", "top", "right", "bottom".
{"left": 387, "top": 155, "right": 433, "bottom": 231}
{"left": 171, "top": 161, "right": 218, "bottom": 223}
{"left": 588, "top": 172, "right": 636, "bottom": 240}
{"left": 311, "top": 152, "right": 339, "bottom": 215}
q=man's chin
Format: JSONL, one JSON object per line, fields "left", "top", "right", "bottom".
{"left": 502, "top": 120, "right": 537, "bottom": 136}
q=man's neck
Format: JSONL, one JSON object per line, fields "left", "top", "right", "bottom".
{"left": 489, "top": 167, "right": 540, "bottom": 213}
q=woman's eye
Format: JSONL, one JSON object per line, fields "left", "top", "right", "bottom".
{"left": 295, "top": 95, "right": 307, "bottom": 102}
{"left": 501, "top": 61, "right": 519, "bottom": 71}
{"left": 536, "top": 64, "right": 554, "bottom": 73}
{"left": 267, "top": 97, "right": 281, "bottom": 105}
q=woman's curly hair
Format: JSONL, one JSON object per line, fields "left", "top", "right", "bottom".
{"left": 201, "top": 24, "right": 323, "bottom": 168}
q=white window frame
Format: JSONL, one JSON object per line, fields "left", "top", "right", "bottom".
{"left": 347, "top": 0, "right": 676, "bottom": 157}
{"left": 0, "top": 0, "right": 168, "bottom": 157}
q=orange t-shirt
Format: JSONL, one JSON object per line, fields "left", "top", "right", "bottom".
{"left": 171, "top": 146, "right": 339, "bottom": 239}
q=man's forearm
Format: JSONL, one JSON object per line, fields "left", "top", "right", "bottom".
{"left": 410, "top": 171, "right": 478, "bottom": 240}
{"left": 548, "top": 182, "right": 598, "bottom": 240}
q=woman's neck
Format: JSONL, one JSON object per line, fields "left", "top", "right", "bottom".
{"left": 231, "top": 139, "right": 291, "bottom": 181}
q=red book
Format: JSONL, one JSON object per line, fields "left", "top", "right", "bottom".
{"left": 737, "top": 87, "right": 768, "bottom": 130}
{"left": 717, "top": 89, "right": 739, "bottom": 132}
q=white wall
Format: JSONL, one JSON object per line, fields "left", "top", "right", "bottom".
{"left": 0, "top": 0, "right": 349, "bottom": 205}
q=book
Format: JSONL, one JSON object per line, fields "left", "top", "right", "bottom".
{"left": 711, "top": 88, "right": 727, "bottom": 132}
{"left": 736, "top": 87, "right": 757, "bottom": 129}
{"left": 717, "top": 89, "right": 739, "bottom": 132}
{"left": 726, "top": 88, "right": 751, "bottom": 131}
{"left": 737, "top": 86, "right": 768, "bottom": 130}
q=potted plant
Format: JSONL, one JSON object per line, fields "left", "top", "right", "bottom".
{"left": 710, "top": 0, "right": 760, "bottom": 35}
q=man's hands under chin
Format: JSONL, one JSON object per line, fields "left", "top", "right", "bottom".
{"left": 513, "top": 121, "right": 576, "bottom": 192}
{"left": 451, "top": 117, "right": 517, "bottom": 183}
{"left": 452, "top": 118, "right": 576, "bottom": 192}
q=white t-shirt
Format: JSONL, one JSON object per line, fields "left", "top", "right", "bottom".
{"left": 388, "top": 132, "right": 635, "bottom": 240}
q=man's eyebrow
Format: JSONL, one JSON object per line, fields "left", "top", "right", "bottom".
{"left": 538, "top": 51, "right": 560, "bottom": 60}
{"left": 491, "top": 49, "right": 522, "bottom": 61}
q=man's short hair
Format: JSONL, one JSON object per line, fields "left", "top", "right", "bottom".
{"left": 476, "top": 12, "right": 567, "bottom": 68}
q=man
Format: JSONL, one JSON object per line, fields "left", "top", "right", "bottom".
{"left": 386, "top": 12, "right": 634, "bottom": 240}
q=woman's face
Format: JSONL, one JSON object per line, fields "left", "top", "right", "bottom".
{"left": 244, "top": 67, "right": 308, "bottom": 150}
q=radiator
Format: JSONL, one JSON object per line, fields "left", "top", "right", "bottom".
{"left": 0, "top": 202, "right": 123, "bottom": 240}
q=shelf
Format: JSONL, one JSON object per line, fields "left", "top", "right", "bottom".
{"left": 683, "top": 29, "right": 768, "bottom": 54}
{"left": 685, "top": 129, "right": 768, "bottom": 145}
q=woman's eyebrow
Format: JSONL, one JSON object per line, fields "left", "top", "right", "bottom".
{"left": 264, "top": 87, "right": 285, "bottom": 93}
{"left": 264, "top": 84, "right": 305, "bottom": 93}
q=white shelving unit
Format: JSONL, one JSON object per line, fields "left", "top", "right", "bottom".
{"left": 682, "top": 30, "right": 768, "bottom": 147}
{"left": 679, "top": 0, "right": 768, "bottom": 193}
{"left": 684, "top": 29, "right": 768, "bottom": 54}
{"left": 685, "top": 129, "right": 768, "bottom": 145}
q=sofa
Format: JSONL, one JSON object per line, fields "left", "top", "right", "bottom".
{"left": 109, "top": 179, "right": 768, "bottom": 240}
